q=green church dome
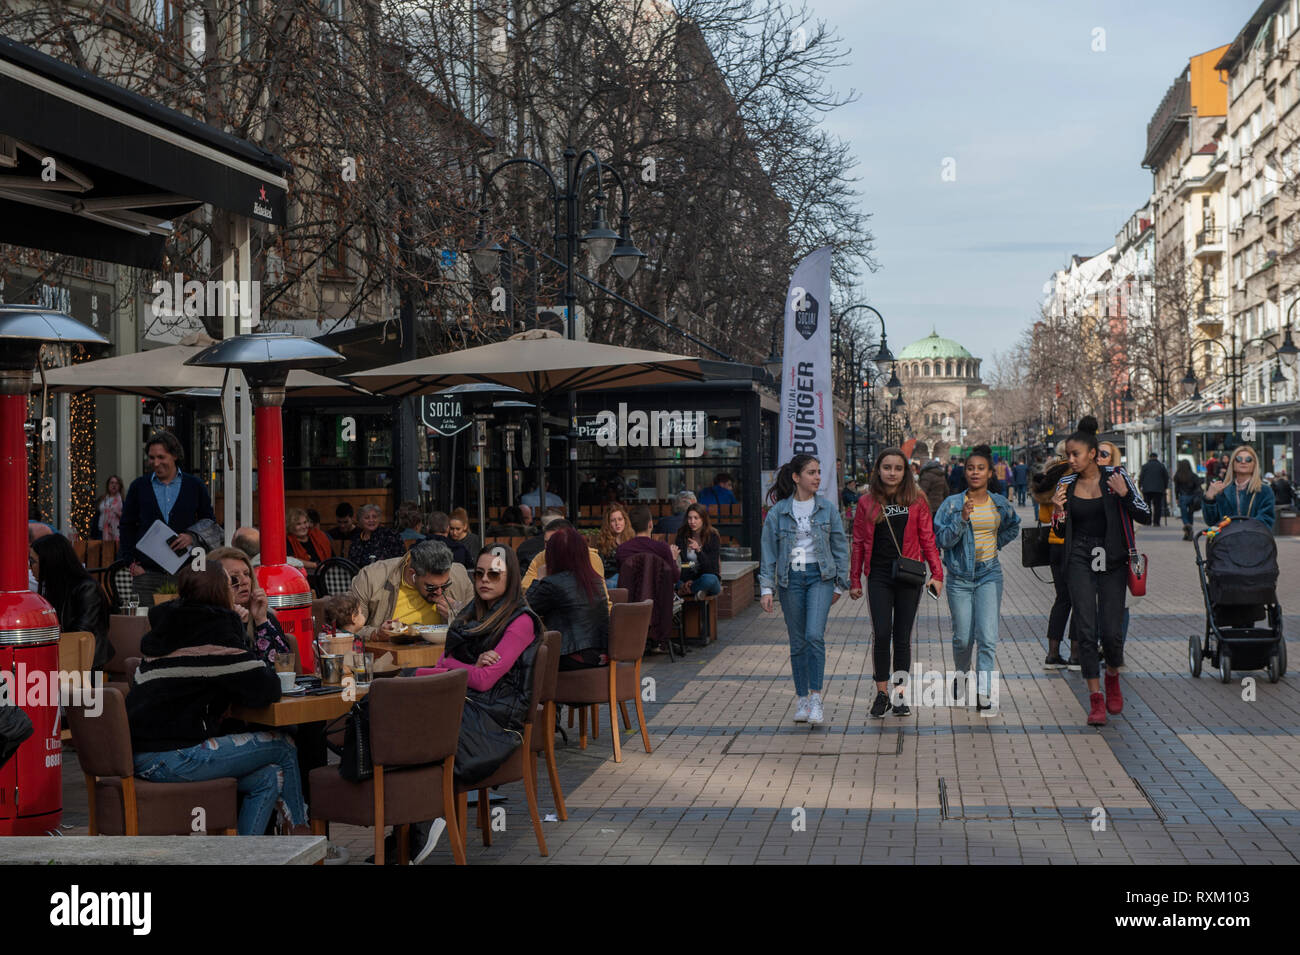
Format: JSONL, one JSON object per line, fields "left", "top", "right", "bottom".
{"left": 896, "top": 328, "right": 973, "bottom": 361}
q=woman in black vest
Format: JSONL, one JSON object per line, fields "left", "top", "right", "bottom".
{"left": 1050, "top": 417, "right": 1151, "bottom": 726}
{"left": 404, "top": 545, "right": 542, "bottom": 865}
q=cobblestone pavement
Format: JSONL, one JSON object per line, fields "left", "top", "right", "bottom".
{"left": 59, "top": 505, "right": 1300, "bottom": 864}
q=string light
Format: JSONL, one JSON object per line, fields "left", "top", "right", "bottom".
{"left": 69, "top": 346, "right": 96, "bottom": 538}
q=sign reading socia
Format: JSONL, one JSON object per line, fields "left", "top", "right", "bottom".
{"left": 420, "top": 395, "right": 472, "bottom": 437}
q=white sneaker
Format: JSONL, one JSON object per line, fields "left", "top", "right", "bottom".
{"left": 411, "top": 818, "right": 446, "bottom": 865}
{"left": 807, "top": 694, "right": 824, "bottom": 724}
{"left": 793, "top": 696, "right": 810, "bottom": 723}
{"left": 977, "top": 694, "right": 997, "bottom": 717}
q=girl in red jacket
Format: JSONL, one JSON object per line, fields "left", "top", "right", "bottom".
{"left": 850, "top": 448, "right": 943, "bottom": 718}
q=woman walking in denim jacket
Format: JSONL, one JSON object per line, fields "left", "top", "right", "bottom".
{"left": 759, "top": 454, "right": 850, "bottom": 726}
{"left": 849, "top": 448, "right": 944, "bottom": 718}
{"left": 933, "top": 444, "right": 1021, "bottom": 715}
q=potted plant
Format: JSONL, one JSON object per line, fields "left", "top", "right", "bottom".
{"left": 153, "top": 580, "right": 180, "bottom": 605}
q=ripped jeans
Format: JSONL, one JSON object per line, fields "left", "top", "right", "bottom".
{"left": 134, "top": 732, "right": 308, "bottom": 835}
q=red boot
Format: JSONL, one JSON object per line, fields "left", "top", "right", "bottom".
{"left": 1104, "top": 671, "right": 1123, "bottom": 715}
{"left": 1087, "top": 692, "right": 1107, "bottom": 726}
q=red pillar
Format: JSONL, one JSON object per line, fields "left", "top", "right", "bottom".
{"left": 253, "top": 402, "right": 315, "bottom": 672}
{"left": 0, "top": 391, "right": 62, "bottom": 835}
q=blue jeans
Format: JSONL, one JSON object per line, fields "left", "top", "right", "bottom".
{"left": 134, "top": 732, "right": 308, "bottom": 835}
{"left": 681, "top": 573, "right": 721, "bottom": 597}
{"left": 1015, "top": 483, "right": 1027, "bottom": 506}
{"left": 946, "top": 561, "right": 1003, "bottom": 696}
{"left": 1177, "top": 494, "right": 1195, "bottom": 526}
{"left": 778, "top": 563, "right": 834, "bottom": 696}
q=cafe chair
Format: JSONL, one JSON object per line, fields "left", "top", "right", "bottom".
{"left": 608, "top": 588, "right": 628, "bottom": 604}
{"left": 68, "top": 688, "right": 238, "bottom": 836}
{"left": 104, "top": 560, "right": 138, "bottom": 615}
{"left": 315, "top": 557, "right": 360, "bottom": 597}
{"left": 530, "top": 631, "right": 566, "bottom": 821}
{"left": 309, "top": 669, "right": 469, "bottom": 866}
{"left": 104, "top": 614, "right": 148, "bottom": 692}
{"left": 456, "top": 639, "right": 550, "bottom": 856}
{"left": 555, "top": 600, "right": 653, "bottom": 763}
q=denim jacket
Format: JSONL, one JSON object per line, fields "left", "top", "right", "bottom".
{"left": 759, "top": 495, "right": 850, "bottom": 593}
{"left": 932, "top": 491, "right": 1021, "bottom": 579}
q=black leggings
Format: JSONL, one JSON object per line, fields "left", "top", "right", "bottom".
{"left": 1064, "top": 539, "right": 1126, "bottom": 679}
{"left": 867, "top": 572, "right": 922, "bottom": 683}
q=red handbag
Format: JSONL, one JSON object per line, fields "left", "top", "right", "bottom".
{"left": 1120, "top": 507, "right": 1147, "bottom": 596}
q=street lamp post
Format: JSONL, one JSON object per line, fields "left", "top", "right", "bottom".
{"left": 1180, "top": 318, "right": 1298, "bottom": 442}
{"left": 835, "top": 304, "right": 897, "bottom": 480}
{"left": 470, "top": 149, "right": 644, "bottom": 521}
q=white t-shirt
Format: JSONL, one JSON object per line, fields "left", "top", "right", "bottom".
{"left": 791, "top": 497, "right": 815, "bottom": 563}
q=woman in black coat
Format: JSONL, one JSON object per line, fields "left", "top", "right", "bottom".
{"left": 31, "top": 533, "right": 111, "bottom": 672}
{"left": 525, "top": 527, "right": 609, "bottom": 669}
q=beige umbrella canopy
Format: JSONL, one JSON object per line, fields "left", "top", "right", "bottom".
{"left": 37, "top": 333, "right": 366, "bottom": 398}
{"left": 345, "top": 329, "right": 704, "bottom": 398}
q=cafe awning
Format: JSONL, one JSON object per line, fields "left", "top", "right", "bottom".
{"left": 0, "top": 36, "right": 290, "bottom": 269}
{"left": 38, "top": 338, "right": 365, "bottom": 399}
{"left": 346, "top": 330, "right": 705, "bottom": 398}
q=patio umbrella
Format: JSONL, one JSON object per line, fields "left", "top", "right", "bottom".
{"left": 37, "top": 335, "right": 364, "bottom": 398}
{"left": 347, "top": 330, "right": 706, "bottom": 519}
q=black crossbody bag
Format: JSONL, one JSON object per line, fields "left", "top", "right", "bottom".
{"left": 882, "top": 508, "right": 927, "bottom": 587}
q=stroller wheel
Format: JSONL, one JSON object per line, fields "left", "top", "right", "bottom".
{"left": 1268, "top": 651, "right": 1281, "bottom": 684}
{"left": 1279, "top": 638, "right": 1288, "bottom": 678}
{"left": 1188, "top": 635, "right": 1202, "bottom": 678}
{"left": 1218, "top": 644, "right": 1232, "bottom": 684}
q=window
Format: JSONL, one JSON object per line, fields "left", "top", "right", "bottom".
{"left": 320, "top": 199, "right": 347, "bottom": 278}
{"left": 240, "top": 0, "right": 259, "bottom": 57}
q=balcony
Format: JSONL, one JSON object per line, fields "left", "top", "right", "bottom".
{"left": 1194, "top": 227, "right": 1224, "bottom": 257}
{"left": 1195, "top": 299, "right": 1226, "bottom": 329}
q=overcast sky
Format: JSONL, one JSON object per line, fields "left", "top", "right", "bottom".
{"left": 812, "top": 0, "right": 1254, "bottom": 367}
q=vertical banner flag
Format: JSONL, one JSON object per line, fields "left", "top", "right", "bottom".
{"left": 780, "top": 246, "right": 836, "bottom": 501}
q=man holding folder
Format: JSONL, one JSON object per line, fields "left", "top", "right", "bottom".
{"left": 119, "top": 431, "right": 216, "bottom": 604}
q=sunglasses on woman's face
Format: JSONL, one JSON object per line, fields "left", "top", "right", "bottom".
{"left": 1235, "top": 455, "right": 1254, "bottom": 464}
{"left": 1099, "top": 450, "right": 1111, "bottom": 458}
{"left": 473, "top": 568, "right": 505, "bottom": 581}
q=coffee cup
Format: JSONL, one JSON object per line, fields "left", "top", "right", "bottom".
{"left": 278, "top": 670, "right": 297, "bottom": 692}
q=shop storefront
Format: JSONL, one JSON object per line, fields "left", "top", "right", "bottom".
{"left": 1123, "top": 402, "right": 1300, "bottom": 478}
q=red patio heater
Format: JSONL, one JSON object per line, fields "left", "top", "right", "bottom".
{"left": 186, "top": 333, "right": 343, "bottom": 672}
{"left": 0, "top": 306, "right": 108, "bottom": 836}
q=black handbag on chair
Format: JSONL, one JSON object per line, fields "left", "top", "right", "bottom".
{"left": 1020, "top": 525, "right": 1053, "bottom": 568}
{"left": 325, "top": 699, "right": 373, "bottom": 783}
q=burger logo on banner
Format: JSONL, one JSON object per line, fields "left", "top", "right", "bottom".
{"left": 794, "top": 290, "right": 819, "bottom": 341}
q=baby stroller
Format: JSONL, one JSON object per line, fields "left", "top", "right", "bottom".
{"left": 1189, "top": 517, "right": 1286, "bottom": 683}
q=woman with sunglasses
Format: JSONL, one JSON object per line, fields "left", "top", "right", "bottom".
{"left": 1203, "top": 444, "right": 1276, "bottom": 530}
{"left": 407, "top": 545, "right": 543, "bottom": 864}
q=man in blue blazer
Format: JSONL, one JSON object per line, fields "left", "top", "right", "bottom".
{"left": 119, "top": 431, "right": 216, "bottom": 602}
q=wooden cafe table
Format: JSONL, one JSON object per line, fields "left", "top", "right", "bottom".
{"left": 230, "top": 685, "right": 368, "bottom": 728}
{"left": 364, "top": 635, "right": 445, "bottom": 670}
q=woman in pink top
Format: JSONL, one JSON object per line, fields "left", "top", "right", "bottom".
{"left": 407, "top": 544, "right": 542, "bottom": 864}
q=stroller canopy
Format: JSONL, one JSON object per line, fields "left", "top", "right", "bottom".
{"left": 1206, "top": 518, "right": 1278, "bottom": 606}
